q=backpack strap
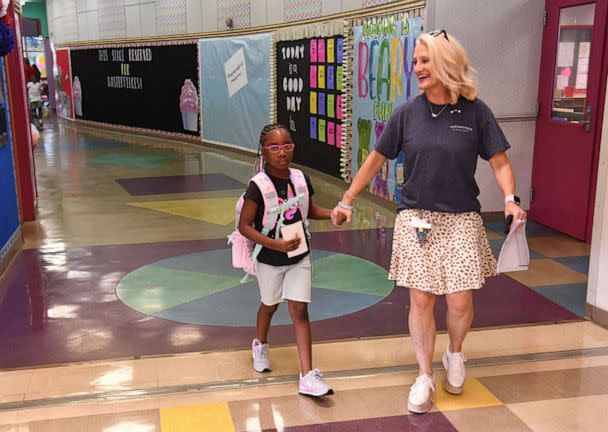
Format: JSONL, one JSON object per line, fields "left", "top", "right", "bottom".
{"left": 249, "top": 172, "right": 281, "bottom": 265}
{"left": 289, "top": 168, "right": 310, "bottom": 237}
{"left": 250, "top": 172, "right": 281, "bottom": 235}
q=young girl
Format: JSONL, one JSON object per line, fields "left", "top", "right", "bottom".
{"left": 238, "top": 123, "right": 335, "bottom": 397}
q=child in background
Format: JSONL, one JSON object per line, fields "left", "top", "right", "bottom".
{"left": 27, "top": 74, "right": 43, "bottom": 128}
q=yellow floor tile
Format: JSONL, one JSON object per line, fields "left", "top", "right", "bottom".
{"left": 506, "top": 259, "right": 587, "bottom": 287}
{"left": 160, "top": 402, "right": 235, "bottom": 432}
{"left": 527, "top": 236, "right": 591, "bottom": 258}
{"left": 128, "top": 198, "right": 238, "bottom": 225}
{"left": 432, "top": 377, "right": 502, "bottom": 411}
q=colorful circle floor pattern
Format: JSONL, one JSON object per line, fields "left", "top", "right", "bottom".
{"left": 116, "top": 249, "right": 394, "bottom": 326}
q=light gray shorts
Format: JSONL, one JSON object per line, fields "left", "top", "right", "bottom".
{"left": 255, "top": 255, "right": 312, "bottom": 305}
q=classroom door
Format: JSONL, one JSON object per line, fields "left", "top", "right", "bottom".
{"left": 529, "top": 0, "right": 607, "bottom": 241}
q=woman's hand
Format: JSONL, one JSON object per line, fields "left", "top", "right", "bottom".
{"left": 505, "top": 201, "right": 526, "bottom": 224}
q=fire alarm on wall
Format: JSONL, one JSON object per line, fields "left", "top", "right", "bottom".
{"left": 225, "top": 17, "right": 234, "bottom": 29}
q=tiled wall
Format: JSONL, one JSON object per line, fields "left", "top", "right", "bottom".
{"left": 156, "top": 0, "right": 188, "bottom": 35}
{"left": 47, "top": 0, "right": 399, "bottom": 42}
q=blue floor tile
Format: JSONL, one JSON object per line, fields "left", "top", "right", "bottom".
{"left": 533, "top": 283, "right": 588, "bottom": 317}
{"left": 489, "top": 239, "right": 544, "bottom": 259}
{"left": 555, "top": 256, "right": 589, "bottom": 275}
{"left": 485, "top": 220, "right": 562, "bottom": 238}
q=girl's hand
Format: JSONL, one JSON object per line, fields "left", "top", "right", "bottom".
{"left": 274, "top": 237, "right": 301, "bottom": 253}
{"left": 505, "top": 201, "right": 526, "bottom": 225}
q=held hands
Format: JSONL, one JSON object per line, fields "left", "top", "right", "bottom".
{"left": 331, "top": 205, "right": 352, "bottom": 226}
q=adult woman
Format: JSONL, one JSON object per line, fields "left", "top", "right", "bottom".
{"left": 331, "top": 30, "right": 526, "bottom": 413}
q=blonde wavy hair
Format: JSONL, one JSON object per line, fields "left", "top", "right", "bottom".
{"left": 418, "top": 31, "right": 478, "bottom": 104}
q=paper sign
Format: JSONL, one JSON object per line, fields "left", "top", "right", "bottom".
{"left": 310, "top": 66, "right": 317, "bottom": 88}
{"left": 318, "top": 66, "right": 326, "bottom": 89}
{"left": 327, "top": 38, "right": 335, "bottom": 63}
{"left": 310, "top": 91, "right": 317, "bottom": 114}
{"left": 336, "top": 124, "right": 342, "bottom": 148}
{"left": 318, "top": 92, "right": 326, "bottom": 116}
{"left": 557, "top": 42, "right": 575, "bottom": 67}
{"left": 310, "top": 40, "right": 318, "bottom": 62}
{"left": 337, "top": 95, "right": 343, "bottom": 119}
{"left": 224, "top": 47, "right": 248, "bottom": 97}
{"left": 318, "top": 39, "right": 326, "bottom": 63}
{"left": 327, "top": 121, "right": 335, "bottom": 146}
{"left": 318, "top": 119, "right": 326, "bottom": 142}
{"left": 336, "top": 66, "right": 343, "bottom": 90}
{"left": 281, "top": 221, "right": 308, "bottom": 257}
{"left": 310, "top": 117, "right": 317, "bottom": 139}
{"left": 337, "top": 38, "right": 343, "bottom": 63}
{"left": 327, "top": 94, "right": 335, "bottom": 118}
{"left": 327, "top": 65, "right": 335, "bottom": 89}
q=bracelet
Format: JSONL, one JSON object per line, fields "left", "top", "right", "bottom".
{"left": 337, "top": 201, "right": 353, "bottom": 211}
{"left": 344, "top": 192, "right": 357, "bottom": 201}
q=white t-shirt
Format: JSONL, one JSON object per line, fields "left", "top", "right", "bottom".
{"left": 27, "top": 82, "right": 42, "bottom": 102}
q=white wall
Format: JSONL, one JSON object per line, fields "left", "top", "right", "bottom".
{"left": 587, "top": 74, "right": 608, "bottom": 314}
{"left": 47, "top": 0, "right": 401, "bottom": 42}
{"left": 429, "top": 0, "right": 545, "bottom": 211}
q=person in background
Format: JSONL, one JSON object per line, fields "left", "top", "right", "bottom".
{"left": 32, "top": 64, "right": 41, "bottom": 82}
{"left": 27, "top": 74, "right": 43, "bottom": 128}
{"left": 23, "top": 58, "right": 35, "bottom": 84}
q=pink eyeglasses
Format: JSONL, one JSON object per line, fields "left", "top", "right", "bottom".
{"left": 263, "top": 143, "right": 295, "bottom": 153}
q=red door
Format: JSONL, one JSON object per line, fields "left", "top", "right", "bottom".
{"left": 530, "top": 0, "right": 607, "bottom": 241}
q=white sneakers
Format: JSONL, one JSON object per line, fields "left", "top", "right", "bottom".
{"left": 407, "top": 374, "right": 435, "bottom": 414}
{"left": 298, "top": 368, "right": 333, "bottom": 397}
{"left": 252, "top": 339, "right": 333, "bottom": 397}
{"left": 252, "top": 338, "right": 271, "bottom": 372}
{"left": 407, "top": 345, "right": 467, "bottom": 414}
{"left": 442, "top": 345, "right": 467, "bottom": 395}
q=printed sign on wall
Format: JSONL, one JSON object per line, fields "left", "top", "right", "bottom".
{"left": 276, "top": 36, "right": 344, "bottom": 178}
{"left": 70, "top": 43, "right": 200, "bottom": 136}
{"left": 224, "top": 47, "right": 248, "bottom": 97}
{"left": 352, "top": 15, "right": 422, "bottom": 202}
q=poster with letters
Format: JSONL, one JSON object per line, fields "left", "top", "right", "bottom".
{"left": 352, "top": 15, "right": 422, "bottom": 202}
{"left": 70, "top": 43, "right": 200, "bottom": 136}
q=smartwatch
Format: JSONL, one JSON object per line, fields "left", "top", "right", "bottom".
{"left": 505, "top": 194, "right": 521, "bottom": 205}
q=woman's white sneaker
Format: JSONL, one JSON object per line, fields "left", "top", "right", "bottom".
{"left": 407, "top": 374, "right": 435, "bottom": 414}
{"left": 298, "top": 368, "right": 333, "bottom": 397}
{"left": 442, "top": 345, "right": 467, "bottom": 394}
{"left": 252, "top": 338, "right": 271, "bottom": 372}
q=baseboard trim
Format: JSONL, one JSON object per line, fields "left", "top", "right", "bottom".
{"left": 586, "top": 303, "right": 608, "bottom": 328}
{"left": 0, "top": 229, "right": 23, "bottom": 281}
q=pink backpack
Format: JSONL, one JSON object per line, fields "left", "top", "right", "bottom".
{"left": 228, "top": 168, "right": 310, "bottom": 282}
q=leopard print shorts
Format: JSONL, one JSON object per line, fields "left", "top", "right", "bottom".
{"left": 388, "top": 209, "right": 497, "bottom": 295}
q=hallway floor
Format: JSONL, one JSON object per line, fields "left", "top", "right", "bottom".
{"left": 0, "top": 119, "right": 604, "bottom": 431}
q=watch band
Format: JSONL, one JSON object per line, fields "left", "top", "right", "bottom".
{"left": 505, "top": 194, "right": 521, "bottom": 205}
